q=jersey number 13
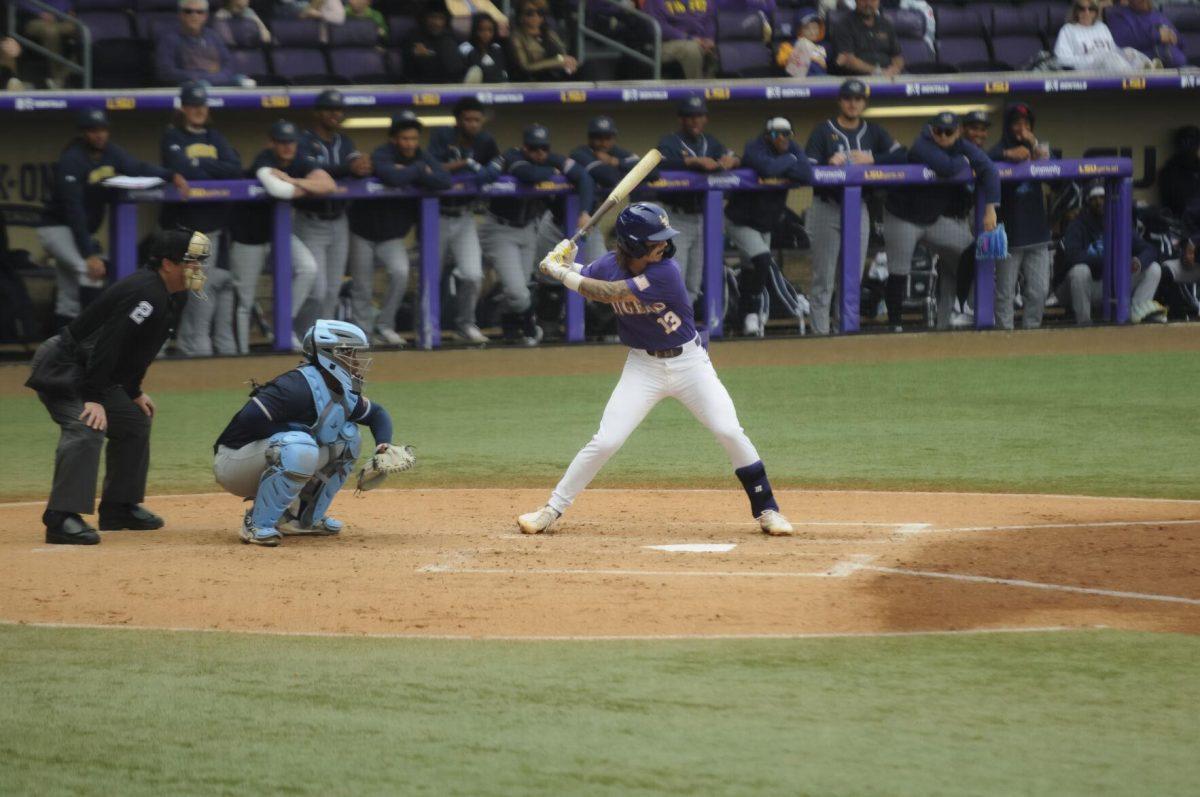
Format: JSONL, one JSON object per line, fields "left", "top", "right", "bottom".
{"left": 656, "top": 311, "right": 682, "bottom": 334}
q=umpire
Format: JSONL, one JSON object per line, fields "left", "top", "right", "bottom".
{"left": 26, "top": 229, "right": 211, "bottom": 545}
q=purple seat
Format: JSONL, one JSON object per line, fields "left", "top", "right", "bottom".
{"left": 330, "top": 18, "right": 381, "bottom": 47}
{"left": 993, "top": 6, "right": 1045, "bottom": 37}
{"left": 270, "top": 46, "right": 333, "bottom": 84}
{"left": 936, "top": 36, "right": 993, "bottom": 71}
{"left": 74, "top": 0, "right": 128, "bottom": 10}
{"left": 936, "top": 6, "right": 985, "bottom": 37}
{"left": 133, "top": 12, "right": 180, "bottom": 39}
{"left": 717, "top": 10, "right": 767, "bottom": 41}
{"left": 76, "top": 11, "right": 132, "bottom": 42}
{"left": 885, "top": 8, "right": 926, "bottom": 40}
{"left": 899, "top": 38, "right": 938, "bottom": 71}
{"left": 215, "top": 16, "right": 265, "bottom": 48}
{"left": 1164, "top": 4, "right": 1200, "bottom": 31}
{"left": 990, "top": 35, "right": 1045, "bottom": 69}
{"left": 271, "top": 18, "right": 324, "bottom": 46}
{"left": 387, "top": 16, "right": 418, "bottom": 46}
{"left": 717, "top": 41, "right": 773, "bottom": 76}
{"left": 134, "top": 0, "right": 178, "bottom": 9}
{"left": 231, "top": 47, "right": 269, "bottom": 78}
{"left": 92, "top": 37, "right": 149, "bottom": 87}
{"left": 329, "top": 48, "right": 389, "bottom": 83}
{"left": 385, "top": 49, "right": 404, "bottom": 79}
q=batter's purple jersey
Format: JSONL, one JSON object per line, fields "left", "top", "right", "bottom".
{"left": 581, "top": 252, "right": 697, "bottom": 351}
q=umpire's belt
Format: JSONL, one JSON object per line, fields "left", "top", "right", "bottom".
{"left": 646, "top": 334, "right": 700, "bottom": 359}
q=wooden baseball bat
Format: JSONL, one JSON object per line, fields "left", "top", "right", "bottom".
{"left": 569, "top": 148, "right": 663, "bottom": 244}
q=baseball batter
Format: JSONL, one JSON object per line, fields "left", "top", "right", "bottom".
{"left": 517, "top": 202, "right": 794, "bottom": 536}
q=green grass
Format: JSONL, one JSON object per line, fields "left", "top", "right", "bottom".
{"left": 2, "top": 350, "right": 1197, "bottom": 501}
{"left": 1, "top": 625, "right": 1197, "bottom": 796}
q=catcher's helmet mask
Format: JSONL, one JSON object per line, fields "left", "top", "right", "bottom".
{"left": 615, "top": 201, "right": 679, "bottom": 260}
{"left": 303, "top": 320, "right": 372, "bottom": 395}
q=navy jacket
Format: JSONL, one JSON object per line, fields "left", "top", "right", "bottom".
{"left": 427, "top": 126, "right": 501, "bottom": 211}
{"left": 988, "top": 141, "right": 1051, "bottom": 249}
{"left": 295, "top": 128, "right": 362, "bottom": 219}
{"left": 229, "top": 148, "right": 320, "bottom": 246}
{"left": 348, "top": 145, "right": 451, "bottom": 242}
{"left": 726, "top": 136, "right": 813, "bottom": 233}
{"left": 1060, "top": 208, "right": 1158, "bottom": 284}
{"left": 160, "top": 124, "right": 242, "bottom": 234}
{"left": 885, "top": 129, "right": 1000, "bottom": 226}
{"left": 656, "top": 130, "right": 731, "bottom": 214}
{"left": 42, "top": 140, "right": 173, "bottom": 257}
{"left": 804, "top": 118, "right": 906, "bottom": 203}
{"left": 485, "top": 147, "right": 594, "bottom": 228}
{"left": 561, "top": 143, "right": 648, "bottom": 226}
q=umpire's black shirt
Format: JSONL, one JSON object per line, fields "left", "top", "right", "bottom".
{"left": 67, "top": 268, "right": 184, "bottom": 403}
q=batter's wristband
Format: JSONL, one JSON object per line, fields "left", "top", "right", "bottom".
{"left": 563, "top": 272, "right": 583, "bottom": 292}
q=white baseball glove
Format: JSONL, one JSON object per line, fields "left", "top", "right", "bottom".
{"left": 355, "top": 443, "right": 416, "bottom": 493}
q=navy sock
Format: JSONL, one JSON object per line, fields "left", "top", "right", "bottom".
{"left": 735, "top": 460, "right": 778, "bottom": 517}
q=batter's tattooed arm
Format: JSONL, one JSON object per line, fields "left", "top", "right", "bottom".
{"left": 575, "top": 277, "right": 636, "bottom": 304}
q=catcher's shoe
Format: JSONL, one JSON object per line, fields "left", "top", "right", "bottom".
{"left": 758, "top": 509, "right": 794, "bottom": 536}
{"left": 240, "top": 510, "right": 282, "bottom": 547}
{"left": 278, "top": 512, "right": 343, "bottom": 536}
{"left": 517, "top": 505, "right": 560, "bottom": 534}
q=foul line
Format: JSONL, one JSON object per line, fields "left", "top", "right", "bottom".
{"left": 0, "top": 618, "right": 1087, "bottom": 642}
{"left": 418, "top": 565, "right": 842, "bottom": 578}
{"left": 924, "top": 519, "right": 1200, "bottom": 534}
{"left": 859, "top": 565, "right": 1200, "bottom": 606}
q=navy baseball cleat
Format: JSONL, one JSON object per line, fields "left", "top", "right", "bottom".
{"left": 44, "top": 511, "right": 100, "bottom": 545}
{"left": 98, "top": 503, "right": 165, "bottom": 531}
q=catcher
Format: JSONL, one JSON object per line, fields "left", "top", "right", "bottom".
{"left": 212, "top": 319, "right": 414, "bottom": 547}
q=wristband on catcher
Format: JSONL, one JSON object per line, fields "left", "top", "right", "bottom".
{"left": 256, "top": 167, "right": 297, "bottom": 200}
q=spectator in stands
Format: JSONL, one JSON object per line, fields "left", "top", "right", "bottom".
{"left": 38, "top": 109, "right": 188, "bottom": 328}
{"left": 461, "top": 13, "right": 509, "bottom": 82}
{"left": 1106, "top": 0, "right": 1186, "bottom": 68}
{"left": 347, "top": 112, "right": 451, "bottom": 347}
{"left": 214, "top": 0, "right": 271, "bottom": 44}
{"left": 21, "top": 1, "right": 76, "bottom": 89}
{"left": 161, "top": 83, "right": 241, "bottom": 357}
{"left": 1056, "top": 182, "right": 1165, "bottom": 323}
{"left": 406, "top": 0, "right": 467, "bottom": 83}
{"left": 277, "top": 0, "right": 346, "bottom": 24}
{"left": 642, "top": 0, "right": 717, "bottom": 79}
{"left": 509, "top": 0, "right": 579, "bottom": 80}
{"left": 157, "top": 0, "right": 255, "bottom": 87}
{"left": 657, "top": 95, "right": 740, "bottom": 305}
{"left": 228, "top": 120, "right": 329, "bottom": 352}
{"left": 1054, "top": 0, "right": 1150, "bottom": 71}
{"left": 961, "top": 110, "right": 990, "bottom": 149}
{"left": 427, "top": 96, "right": 498, "bottom": 344}
{"left": 726, "top": 117, "right": 814, "bottom": 337}
{"left": 989, "top": 103, "right": 1052, "bottom": 330}
{"left": 446, "top": 0, "right": 509, "bottom": 37}
{"left": 803, "top": 79, "right": 906, "bottom": 336}
{"left": 883, "top": 111, "right": 998, "bottom": 330}
{"left": 832, "top": 0, "right": 903, "bottom": 76}
{"left": 0, "top": 37, "right": 25, "bottom": 91}
{"left": 778, "top": 10, "right": 827, "bottom": 77}
{"left": 345, "top": 0, "right": 387, "bottom": 39}
{"left": 1159, "top": 124, "right": 1200, "bottom": 231}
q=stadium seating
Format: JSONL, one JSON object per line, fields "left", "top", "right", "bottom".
{"left": 888, "top": 8, "right": 938, "bottom": 74}
{"left": 328, "top": 20, "right": 390, "bottom": 84}
{"left": 1164, "top": 4, "right": 1200, "bottom": 66}
{"left": 717, "top": 10, "right": 773, "bottom": 77}
{"left": 990, "top": 5, "right": 1048, "bottom": 70}
{"left": 934, "top": 5, "right": 995, "bottom": 72}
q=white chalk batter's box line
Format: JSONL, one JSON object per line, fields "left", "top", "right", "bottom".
{"left": 418, "top": 553, "right": 1200, "bottom": 607}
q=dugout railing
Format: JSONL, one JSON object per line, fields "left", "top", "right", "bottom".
{"left": 108, "top": 157, "right": 1133, "bottom": 350}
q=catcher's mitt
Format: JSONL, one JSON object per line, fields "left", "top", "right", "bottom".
{"left": 356, "top": 444, "right": 416, "bottom": 493}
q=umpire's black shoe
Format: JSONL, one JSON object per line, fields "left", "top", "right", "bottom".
{"left": 98, "top": 503, "right": 165, "bottom": 531}
{"left": 44, "top": 511, "right": 100, "bottom": 545}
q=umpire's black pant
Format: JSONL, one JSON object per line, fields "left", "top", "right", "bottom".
{"left": 39, "top": 387, "right": 151, "bottom": 515}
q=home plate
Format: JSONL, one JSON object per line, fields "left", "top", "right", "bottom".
{"left": 645, "top": 543, "right": 738, "bottom": 553}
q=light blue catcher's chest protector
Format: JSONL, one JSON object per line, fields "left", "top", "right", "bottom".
{"left": 291, "top": 364, "right": 360, "bottom": 446}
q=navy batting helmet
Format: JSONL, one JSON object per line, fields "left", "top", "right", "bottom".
{"left": 615, "top": 202, "right": 679, "bottom": 258}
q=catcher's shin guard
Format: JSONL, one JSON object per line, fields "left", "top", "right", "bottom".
{"left": 251, "top": 432, "right": 319, "bottom": 531}
{"left": 295, "top": 424, "right": 361, "bottom": 529}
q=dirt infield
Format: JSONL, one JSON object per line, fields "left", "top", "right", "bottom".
{"left": 2, "top": 488, "right": 1197, "bottom": 638}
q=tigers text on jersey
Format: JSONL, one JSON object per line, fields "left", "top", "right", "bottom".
{"left": 582, "top": 252, "right": 697, "bottom": 351}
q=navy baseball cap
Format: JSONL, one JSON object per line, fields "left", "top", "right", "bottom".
{"left": 838, "top": 79, "right": 868, "bottom": 99}
{"left": 523, "top": 123, "right": 551, "bottom": 147}
{"left": 77, "top": 108, "right": 109, "bottom": 129}
{"left": 180, "top": 83, "right": 208, "bottom": 107}
{"left": 678, "top": 95, "right": 707, "bottom": 116}
{"left": 269, "top": 119, "right": 299, "bottom": 142}
{"left": 389, "top": 110, "right": 422, "bottom": 134}
{"left": 929, "top": 111, "right": 960, "bottom": 129}
{"left": 963, "top": 110, "right": 990, "bottom": 127}
{"left": 588, "top": 115, "right": 617, "bottom": 136}
{"left": 799, "top": 9, "right": 821, "bottom": 26}
{"left": 314, "top": 89, "right": 345, "bottom": 109}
